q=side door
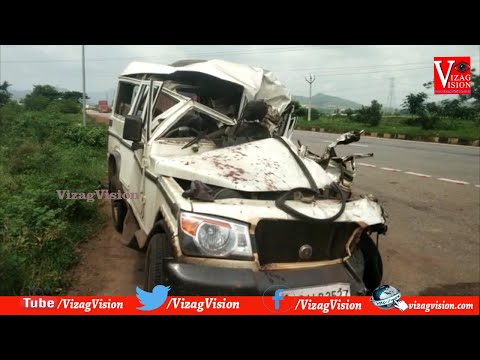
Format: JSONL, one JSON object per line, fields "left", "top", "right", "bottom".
{"left": 128, "top": 80, "right": 162, "bottom": 222}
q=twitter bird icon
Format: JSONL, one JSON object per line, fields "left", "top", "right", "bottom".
{"left": 136, "top": 285, "right": 171, "bottom": 311}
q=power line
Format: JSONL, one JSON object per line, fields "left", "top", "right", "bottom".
{"left": 282, "top": 61, "right": 439, "bottom": 72}
{"left": 1, "top": 45, "right": 454, "bottom": 65}
{"left": 0, "top": 46, "right": 316, "bottom": 63}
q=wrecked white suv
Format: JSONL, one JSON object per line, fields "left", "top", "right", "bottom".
{"left": 107, "top": 59, "right": 387, "bottom": 296}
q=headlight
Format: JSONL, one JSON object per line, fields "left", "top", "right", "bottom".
{"left": 179, "top": 212, "right": 253, "bottom": 259}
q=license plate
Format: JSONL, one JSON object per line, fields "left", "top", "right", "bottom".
{"left": 280, "top": 283, "right": 351, "bottom": 296}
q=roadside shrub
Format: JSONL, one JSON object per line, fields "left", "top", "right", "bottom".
{"left": 48, "top": 99, "right": 81, "bottom": 114}
{"left": 419, "top": 115, "right": 439, "bottom": 130}
{"left": 0, "top": 106, "right": 107, "bottom": 295}
{"left": 64, "top": 123, "right": 107, "bottom": 148}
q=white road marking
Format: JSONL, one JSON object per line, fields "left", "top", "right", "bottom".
{"left": 351, "top": 143, "right": 369, "bottom": 147}
{"left": 380, "top": 167, "right": 402, "bottom": 172}
{"left": 405, "top": 171, "right": 431, "bottom": 178}
{"left": 298, "top": 133, "right": 477, "bottom": 185}
{"left": 437, "top": 178, "right": 470, "bottom": 185}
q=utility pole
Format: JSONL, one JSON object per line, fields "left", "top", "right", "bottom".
{"left": 0, "top": 45, "right": 2, "bottom": 84}
{"left": 305, "top": 73, "right": 316, "bottom": 121}
{"left": 82, "top": 45, "right": 86, "bottom": 127}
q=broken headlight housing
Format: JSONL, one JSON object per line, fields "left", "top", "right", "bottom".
{"left": 179, "top": 212, "right": 253, "bottom": 260}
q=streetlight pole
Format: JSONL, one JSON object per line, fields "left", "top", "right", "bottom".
{"left": 82, "top": 45, "right": 86, "bottom": 127}
{"left": 305, "top": 73, "right": 316, "bottom": 121}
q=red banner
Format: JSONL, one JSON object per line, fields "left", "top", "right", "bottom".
{"left": 0, "top": 296, "right": 478, "bottom": 315}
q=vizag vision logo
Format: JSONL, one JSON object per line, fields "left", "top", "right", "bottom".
{"left": 433, "top": 56, "right": 471, "bottom": 95}
{"left": 370, "top": 285, "right": 408, "bottom": 312}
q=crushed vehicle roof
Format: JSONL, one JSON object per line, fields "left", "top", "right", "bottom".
{"left": 121, "top": 59, "right": 292, "bottom": 114}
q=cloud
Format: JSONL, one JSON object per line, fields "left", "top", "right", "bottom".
{"left": 1, "top": 45, "right": 478, "bottom": 107}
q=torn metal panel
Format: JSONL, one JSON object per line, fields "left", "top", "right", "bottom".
{"left": 121, "top": 59, "right": 291, "bottom": 114}
{"left": 151, "top": 138, "right": 333, "bottom": 192}
{"left": 191, "top": 197, "right": 386, "bottom": 226}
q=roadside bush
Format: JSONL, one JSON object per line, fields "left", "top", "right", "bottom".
{"left": 24, "top": 95, "right": 51, "bottom": 111}
{"left": 48, "top": 99, "right": 81, "bottom": 114}
{"left": 0, "top": 105, "right": 107, "bottom": 295}
{"left": 356, "top": 100, "right": 382, "bottom": 126}
{"left": 418, "top": 115, "right": 439, "bottom": 130}
{"left": 64, "top": 123, "right": 107, "bottom": 147}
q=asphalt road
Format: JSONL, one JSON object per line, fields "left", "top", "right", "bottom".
{"left": 293, "top": 130, "right": 480, "bottom": 185}
{"left": 293, "top": 130, "right": 480, "bottom": 295}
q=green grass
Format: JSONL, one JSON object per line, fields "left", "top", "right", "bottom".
{"left": 296, "top": 115, "right": 480, "bottom": 141}
{"left": 0, "top": 103, "right": 108, "bottom": 295}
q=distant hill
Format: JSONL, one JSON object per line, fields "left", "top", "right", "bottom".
{"left": 293, "top": 93, "right": 362, "bottom": 111}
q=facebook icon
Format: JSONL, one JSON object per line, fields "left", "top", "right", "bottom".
{"left": 272, "top": 289, "right": 285, "bottom": 310}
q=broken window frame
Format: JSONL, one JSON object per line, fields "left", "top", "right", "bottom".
{"left": 112, "top": 78, "right": 141, "bottom": 118}
{"left": 150, "top": 101, "right": 236, "bottom": 143}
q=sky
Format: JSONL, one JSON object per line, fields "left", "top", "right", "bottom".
{"left": 1, "top": 45, "right": 478, "bottom": 107}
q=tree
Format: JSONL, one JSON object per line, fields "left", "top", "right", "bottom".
{"left": 30, "top": 85, "right": 61, "bottom": 101}
{"left": 459, "top": 70, "right": 480, "bottom": 108}
{"left": 356, "top": 100, "right": 383, "bottom": 126}
{"left": 402, "top": 92, "right": 440, "bottom": 129}
{"left": 344, "top": 108, "right": 354, "bottom": 118}
{"left": 425, "top": 102, "right": 441, "bottom": 116}
{"left": 24, "top": 85, "right": 61, "bottom": 111}
{"left": 402, "top": 92, "right": 428, "bottom": 117}
{"left": 290, "top": 100, "right": 307, "bottom": 117}
{"left": 0, "top": 81, "right": 12, "bottom": 107}
{"left": 310, "top": 107, "right": 321, "bottom": 120}
{"left": 48, "top": 99, "right": 81, "bottom": 114}
{"left": 368, "top": 100, "right": 383, "bottom": 126}
{"left": 423, "top": 81, "right": 433, "bottom": 90}
{"left": 62, "top": 91, "right": 89, "bottom": 103}
{"left": 423, "top": 69, "right": 478, "bottom": 120}
{"left": 23, "top": 85, "right": 87, "bottom": 113}
{"left": 441, "top": 99, "right": 462, "bottom": 118}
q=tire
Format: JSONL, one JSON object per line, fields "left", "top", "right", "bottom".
{"left": 109, "top": 170, "right": 127, "bottom": 234}
{"left": 359, "top": 233, "right": 383, "bottom": 294}
{"left": 111, "top": 199, "right": 127, "bottom": 233}
{"left": 144, "top": 233, "right": 170, "bottom": 292}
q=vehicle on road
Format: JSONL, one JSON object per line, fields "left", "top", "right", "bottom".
{"left": 107, "top": 59, "right": 388, "bottom": 296}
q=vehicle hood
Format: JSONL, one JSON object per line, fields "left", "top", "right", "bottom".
{"left": 122, "top": 59, "right": 291, "bottom": 114}
{"left": 151, "top": 137, "right": 333, "bottom": 192}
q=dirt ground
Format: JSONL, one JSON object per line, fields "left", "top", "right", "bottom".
{"left": 67, "top": 200, "right": 144, "bottom": 295}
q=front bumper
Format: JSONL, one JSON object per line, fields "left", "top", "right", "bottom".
{"left": 165, "top": 260, "right": 367, "bottom": 295}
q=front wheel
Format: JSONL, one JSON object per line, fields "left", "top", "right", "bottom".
{"left": 144, "top": 233, "right": 171, "bottom": 292}
{"left": 359, "top": 233, "right": 383, "bottom": 294}
{"left": 111, "top": 199, "right": 127, "bottom": 233}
